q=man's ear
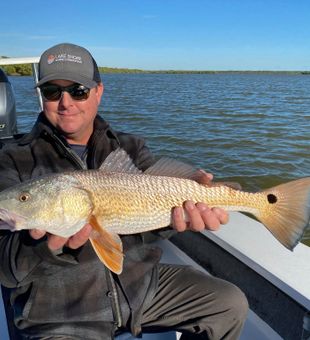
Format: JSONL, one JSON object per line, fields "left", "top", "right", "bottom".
{"left": 96, "top": 83, "right": 104, "bottom": 103}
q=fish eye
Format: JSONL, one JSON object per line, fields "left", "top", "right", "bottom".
{"left": 19, "top": 193, "right": 31, "bottom": 202}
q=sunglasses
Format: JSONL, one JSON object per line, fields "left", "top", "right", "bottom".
{"left": 40, "top": 83, "right": 91, "bottom": 101}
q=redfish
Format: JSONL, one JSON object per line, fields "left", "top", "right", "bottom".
{"left": 0, "top": 149, "right": 309, "bottom": 274}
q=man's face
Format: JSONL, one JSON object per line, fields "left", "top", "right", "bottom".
{"left": 42, "top": 80, "right": 104, "bottom": 145}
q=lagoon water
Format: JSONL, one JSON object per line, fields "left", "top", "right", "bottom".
{"left": 10, "top": 72, "right": 310, "bottom": 244}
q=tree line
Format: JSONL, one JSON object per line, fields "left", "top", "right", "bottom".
{"left": 0, "top": 59, "right": 306, "bottom": 76}
{"left": 0, "top": 64, "right": 219, "bottom": 76}
{"left": 1, "top": 63, "right": 33, "bottom": 76}
{"left": 0, "top": 63, "right": 149, "bottom": 76}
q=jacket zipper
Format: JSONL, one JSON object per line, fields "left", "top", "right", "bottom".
{"left": 107, "top": 270, "right": 123, "bottom": 327}
{"left": 49, "top": 131, "right": 123, "bottom": 327}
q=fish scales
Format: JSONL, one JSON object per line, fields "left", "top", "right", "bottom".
{"left": 72, "top": 171, "right": 262, "bottom": 234}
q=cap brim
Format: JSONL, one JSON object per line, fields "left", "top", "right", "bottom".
{"left": 36, "top": 72, "right": 99, "bottom": 88}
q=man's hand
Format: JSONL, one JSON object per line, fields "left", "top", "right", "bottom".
{"left": 29, "top": 224, "right": 93, "bottom": 251}
{"left": 172, "top": 170, "right": 229, "bottom": 232}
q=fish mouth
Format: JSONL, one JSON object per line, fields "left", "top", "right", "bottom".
{"left": 0, "top": 208, "right": 26, "bottom": 231}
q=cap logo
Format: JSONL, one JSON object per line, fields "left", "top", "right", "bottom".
{"left": 46, "top": 53, "right": 83, "bottom": 65}
{"left": 47, "top": 54, "right": 56, "bottom": 64}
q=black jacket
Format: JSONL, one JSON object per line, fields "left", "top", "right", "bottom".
{"left": 0, "top": 113, "right": 163, "bottom": 338}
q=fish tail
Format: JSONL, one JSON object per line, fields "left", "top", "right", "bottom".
{"left": 257, "top": 177, "right": 310, "bottom": 250}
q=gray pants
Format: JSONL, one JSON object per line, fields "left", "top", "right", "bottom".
{"left": 137, "top": 264, "right": 249, "bottom": 339}
{"left": 22, "top": 264, "right": 248, "bottom": 340}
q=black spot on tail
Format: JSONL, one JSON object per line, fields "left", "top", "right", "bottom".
{"left": 267, "top": 194, "right": 277, "bottom": 204}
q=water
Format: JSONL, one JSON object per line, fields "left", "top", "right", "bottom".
{"left": 8, "top": 73, "right": 310, "bottom": 242}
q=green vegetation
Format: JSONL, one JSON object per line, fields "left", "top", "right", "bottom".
{"left": 99, "top": 66, "right": 146, "bottom": 74}
{"left": 0, "top": 57, "right": 309, "bottom": 76}
{"left": 0, "top": 58, "right": 33, "bottom": 76}
{"left": 98, "top": 67, "right": 221, "bottom": 74}
{"left": 98, "top": 67, "right": 306, "bottom": 75}
{"left": 1, "top": 65, "right": 32, "bottom": 76}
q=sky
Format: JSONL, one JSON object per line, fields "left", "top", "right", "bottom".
{"left": 1, "top": 0, "right": 310, "bottom": 71}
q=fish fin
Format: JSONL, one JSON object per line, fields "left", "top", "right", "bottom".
{"left": 145, "top": 159, "right": 242, "bottom": 189}
{"left": 88, "top": 215, "right": 124, "bottom": 274}
{"left": 99, "top": 148, "right": 242, "bottom": 189}
{"left": 99, "top": 148, "right": 142, "bottom": 174}
{"left": 258, "top": 177, "right": 310, "bottom": 250}
{"left": 101, "top": 148, "right": 200, "bottom": 180}
{"left": 145, "top": 158, "right": 198, "bottom": 179}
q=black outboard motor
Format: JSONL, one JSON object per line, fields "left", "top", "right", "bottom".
{"left": 0, "top": 68, "right": 17, "bottom": 138}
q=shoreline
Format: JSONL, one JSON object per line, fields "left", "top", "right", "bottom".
{"left": 1, "top": 63, "right": 309, "bottom": 76}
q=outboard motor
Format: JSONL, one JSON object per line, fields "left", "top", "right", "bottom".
{"left": 0, "top": 68, "right": 17, "bottom": 138}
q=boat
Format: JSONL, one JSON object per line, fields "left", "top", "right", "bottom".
{"left": 0, "top": 57, "right": 309, "bottom": 340}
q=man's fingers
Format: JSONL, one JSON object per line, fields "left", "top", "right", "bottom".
{"left": 29, "top": 229, "right": 67, "bottom": 251}
{"left": 47, "top": 235, "right": 68, "bottom": 251}
{"left": 184, "top": 201, "right": 205, "bottom": 231}
{"left": 196, "top": 203, "right": 221, "bottom": 231}
{"left": 30, "top": 224, "right": 93, "bottom": 252}
{"left": 172, "top": 201, "right": 228, "bottom": 233}
{"left": 212, "top": 207, "right": 229, "bottom": 225}
{"left": 29, "top": 229, "right": 46, "bottom": 240}
{"left": 172, "top": 206, "right": 187, "bottom": 232}
{"left": 66, "top": 224, "right": 93, "bottom": 249}
{"left": 193, "top": 169, "right": 214, "bottom": 185}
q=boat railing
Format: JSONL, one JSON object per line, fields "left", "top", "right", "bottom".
{"left": 0, "top": 57, "right": 42, "bottom": 111}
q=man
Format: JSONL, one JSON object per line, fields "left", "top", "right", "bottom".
{"left": 0, "top": 43, "right": 248, "bottom": 339}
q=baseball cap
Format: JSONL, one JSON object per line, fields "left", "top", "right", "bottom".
{"left": 36, "top": 43, "right": 101, "bottom": 88}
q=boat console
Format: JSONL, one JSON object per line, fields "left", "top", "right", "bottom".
{"left": 0, "top": 68, "right": 17, "bottom": 140}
